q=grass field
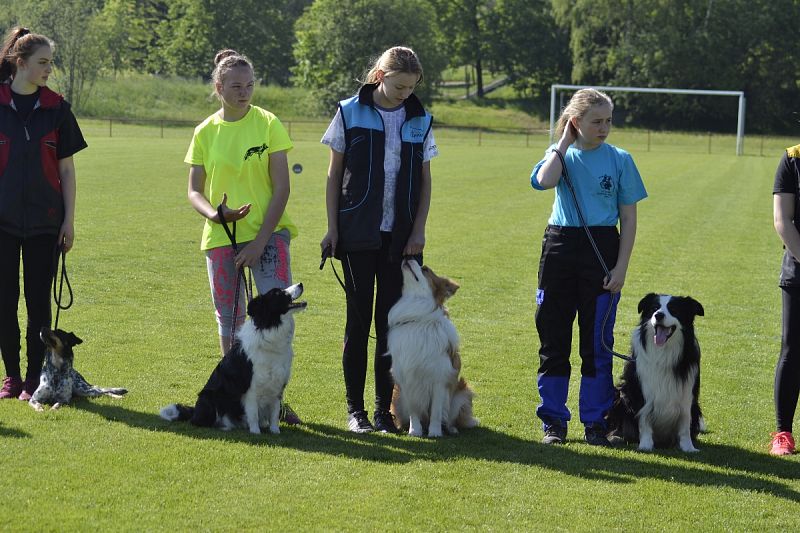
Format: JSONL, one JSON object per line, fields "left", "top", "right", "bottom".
{"left": 1, "top": 124, "right": 799, "bottom": 531}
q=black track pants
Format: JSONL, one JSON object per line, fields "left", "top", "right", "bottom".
{"left": 777, "top": 286, "right": 800, "bottom": 432}
{"left": 0, "top": 230, "right": 57, "bottom": 382}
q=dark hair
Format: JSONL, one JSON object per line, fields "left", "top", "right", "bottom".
{"left": 0, "top": 26, "right": 54, "bottom": 83}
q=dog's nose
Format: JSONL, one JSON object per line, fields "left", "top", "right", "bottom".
{"left": 654, "top": 312, "right": 665, "bottom": 322}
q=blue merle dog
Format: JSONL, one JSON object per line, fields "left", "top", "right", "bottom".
{"left": 29, "top": 327, "right": 128, "bottom": 411}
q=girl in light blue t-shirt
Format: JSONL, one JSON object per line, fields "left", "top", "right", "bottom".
{"left": 529, "top": 88, "right": 647, "bottom": 447}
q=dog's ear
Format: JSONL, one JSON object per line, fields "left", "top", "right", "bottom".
{"left": 687, "top": 297, "right": 704, "bottom": 317}
{"left": 638, "top": 293, "right": 659, "bottom": 314}
{"left": 67, "top": 332, "right": 83, "bottom": 346}
{"left": 445, "top": 279, "right": 460, "bottom": 298}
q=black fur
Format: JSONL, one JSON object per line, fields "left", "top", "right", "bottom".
{"left": 606, "top": 293, "right": 705, "bottom": 450}
{"left": 161, "top": 284, "right": 305, "bottom": 433}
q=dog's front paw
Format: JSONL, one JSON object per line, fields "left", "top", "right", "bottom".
{"left": 427, "top": 427, "right": 443, "bottom": 438}
{"left": 51, "top": 402, "right": 63, "bottom": 410}
{"left": 679, "top": 439, "right": 699, "bottom": 453}
{"left": 269, "top": 425, "right": 280, "bottom": 435}
{"left": 249, "top": 425, "right": 262, "bottom": 435}
{"left": 408, "top": 426, "right": 422, "bottom": 437}
{"left": 30, "top": 401, "right": 44, "bottom": 412}
{"left": 638, "top": 437, "right": 654, "bottom": 452}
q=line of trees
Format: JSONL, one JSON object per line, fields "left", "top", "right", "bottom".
{"left": 3, "top": 0, "right": 799, "bottom": 133}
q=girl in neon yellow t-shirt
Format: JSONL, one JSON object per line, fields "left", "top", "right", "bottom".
{"left": 185, "top": 50, "right": 297, "bottom": 367}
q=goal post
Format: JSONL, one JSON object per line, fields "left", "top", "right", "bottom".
{"left": 550, "top": 84, "right": 746, "bottom": 155}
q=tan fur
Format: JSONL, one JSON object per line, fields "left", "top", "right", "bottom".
{"left": 388, "top": 261, "right": 479, "bottom": 436}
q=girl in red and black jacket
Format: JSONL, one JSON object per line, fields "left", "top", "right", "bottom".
{"left": 0, "top": 27, "right": 87, "bottom": 400}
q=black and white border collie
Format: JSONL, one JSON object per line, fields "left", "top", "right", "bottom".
{"left": 606, "top": 293, "right": 705, "bottom": 452}
{"left": 160, "top": 284, "right": 306, "bottom": 434}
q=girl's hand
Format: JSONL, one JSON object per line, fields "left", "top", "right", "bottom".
{"left": 58, "top": 221, "right": 75, "bottom": 253}
{"left": 235, "top": 239, "right": 264, "bottom": 269}
{"left": 321, "top": 230, "right": 338, "bottom": 258}
{"left": 213, "top": 192, "right": 251, "bottom": 223}
{"left": 603, "top": 267, "right": 626, "bottom": 293}
{"left": 558, "top": 118, "right": 578, "bottom": 150}
{"left": 403, "top": 229, "right": 425, "bottom": 257}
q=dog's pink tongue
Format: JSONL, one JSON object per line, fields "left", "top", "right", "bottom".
{"left": 654, "top": 326, "right": 669, "bottom": 347}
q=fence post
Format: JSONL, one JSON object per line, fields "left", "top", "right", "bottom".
{"left": 760, "top": 136, "right": 765, "bottom": 157}
{"left": 708, "top": 132, "right": 712, "bottom": 154}
{"left": 478, "top": 128, "right": 481, "bottom": 147}
{"left": 108, "top": 118, "right": 112, "bottom": 138}
{"left": 647, "top": 130, "right": 651, "bottom": 152}
{"left": 526, "top": 130, "right": 530, "bottom": 147}
{"left": 160, "top": 120, "right": 164, "bottom": 139}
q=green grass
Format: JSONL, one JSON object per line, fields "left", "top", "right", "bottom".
{"left": 2, "top": 126, "right": 799, "bottom": 531}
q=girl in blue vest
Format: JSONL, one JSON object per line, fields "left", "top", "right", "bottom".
{"left": 0, "top": 27, "right": 87, "bottom": 400}
{"left": 530, "top": 89, "right": 647, "bottom": 446}
{"left": 321, "top": 46, "right": 438, "bottom": 433}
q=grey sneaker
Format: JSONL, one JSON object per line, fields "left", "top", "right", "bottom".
{"left": 542, "top": 422, "right": 567, "bottom": 445}
{"left": 347, "top": 410, "right": 375, "bottom": 433}
{"left": 584, "top": 423, "right": 612, "bottom": 447}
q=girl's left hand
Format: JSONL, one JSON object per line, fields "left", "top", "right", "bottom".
{"left": 58, "top": 222, "right": 75, "bottom": 253}
{"left": 235, "top": 240, "right": 265, "bottom": 269}
{"left": 603, "top": 267, "right": 626, "bottom": 293}
{"left": 403, "top": 230, "right": 425, "bottom": 257}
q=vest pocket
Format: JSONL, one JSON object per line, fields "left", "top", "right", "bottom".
{"left": 40, "top": 131, "right": 61, "bottom": 192}
{"left": 0, "top": 133, "right": 9, "bottom": 177}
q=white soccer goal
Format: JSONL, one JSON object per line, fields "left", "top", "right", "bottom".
{"left": 550, "top": 84, "right": 746, "bottom": 155}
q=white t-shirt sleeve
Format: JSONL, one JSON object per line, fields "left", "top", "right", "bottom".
{"left": 321, "top": 109, "right": 346, "bottom": 153}
{"left": 423, "top": 128, "right": 439, "bottom": 162}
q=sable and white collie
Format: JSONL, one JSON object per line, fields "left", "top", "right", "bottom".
{"left": 606, "top": 293, "right": 705, "bottom": 452}
{"left": 160, "top": 284, "right": 306, "bottom": 434}
{"left": 387, "top": 259, "right": 479, "bottom": 438}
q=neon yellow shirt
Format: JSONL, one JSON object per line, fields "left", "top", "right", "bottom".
{"left": 185, "top": 105, "right": 297, "bottom": 250}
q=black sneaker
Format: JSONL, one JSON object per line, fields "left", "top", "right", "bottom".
{"left": 584, "top": 423, "right": 612, "bottom": 447}
{"left": 347, "top": 410, "right": 375, "bottom": 433}
{"left": 542, "top": 422, "right": 567, "bottom": 445}
{"left": 373, "top": 409, "right": 400, "bottom": 434}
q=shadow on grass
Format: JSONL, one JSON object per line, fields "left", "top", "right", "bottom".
{"left": 0, "top": 421, "right": 31, "bottom": 439}
{"left": 77, "top": 401, "right": 800, "bottom": 503}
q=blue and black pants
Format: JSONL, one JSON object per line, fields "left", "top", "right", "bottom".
{"left": 535, "top": 225, "right": 620, "bottom": 427}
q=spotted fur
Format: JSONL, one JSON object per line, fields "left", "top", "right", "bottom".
{"left": 29, "top": 328, "right": 128, "bottom": 411}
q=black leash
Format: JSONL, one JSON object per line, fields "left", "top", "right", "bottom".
{"left": 320, "top": 245, "right": 377, "bottom": 340}
{"left": 217, "top": 205, "right": 253, "bottom": 349}
{"left": 552, "top": 149, "right": 634, "bottom": 362}
{"left": 52, "top": 243, "right": 73, "bottom": 331}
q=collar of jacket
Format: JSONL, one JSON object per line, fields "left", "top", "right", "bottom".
{"left": 357, "top": 83, "right": 426, "bottom": 119}
{"left": 0, "top": 82, "right": 63, "bottom": 109}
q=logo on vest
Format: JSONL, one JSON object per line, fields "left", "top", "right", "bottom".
{"left": 244, "top": 143, "right": 268, "bottom": 161}
{"left": 410, "top": 127, "right": 424, "bottom": 140}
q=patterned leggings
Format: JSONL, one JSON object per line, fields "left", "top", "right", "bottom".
{"left": 205, "top": 230, "right": 291, "bottom": 336}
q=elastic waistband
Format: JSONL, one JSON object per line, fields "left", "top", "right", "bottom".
{"left": 546, "top": 224, "right": 618, "bottom": 233}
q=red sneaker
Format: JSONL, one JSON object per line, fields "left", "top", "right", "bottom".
{"left": 0, "top": 376, "right": 23, "bottom": 399}
{"left": 18, "top": 378, "right": 40, "bottom": 401}
{"left": 770, "top": 431, "right": 796, "bottom": 456}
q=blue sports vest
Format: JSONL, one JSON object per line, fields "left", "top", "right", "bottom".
{"left": 336, "top": 84, "right": 432, "bottom": 261}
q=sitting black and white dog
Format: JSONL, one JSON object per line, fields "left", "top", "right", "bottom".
{"left": 30, "top": 327, "right": 128, "bottom": 411}
{"left": 160, "top": 284, "right": 306, "bottom": 434}
{"left": 606, "top": 293, "right": 705, "bottom": 452}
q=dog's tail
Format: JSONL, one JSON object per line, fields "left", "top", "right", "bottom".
{"left": 451, "top": 378, "right": 479, "bottom": 429}
{"left": 160, "top": 403, "right": 194, "bottom": 422}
